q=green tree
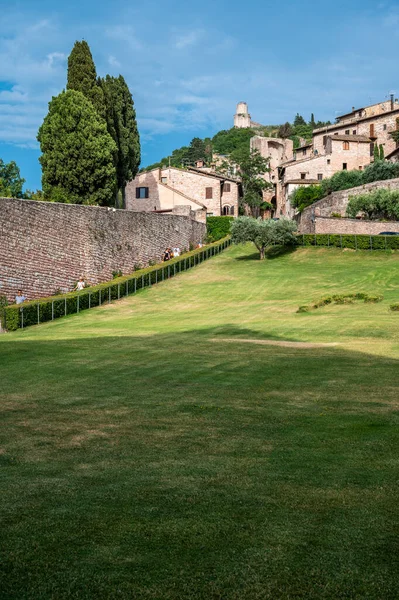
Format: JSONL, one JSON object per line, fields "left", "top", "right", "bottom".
{"left": 309, "top": 113, "right": 316, "bottom": 127}
{"left": 37, "top": 90, "right": 117, "bottom": 206}
{"left": 231, "top": 216, "right": 297, "bottom": 259}
{"left": 0, "top": 159, "right": 25, "bottom": 198}
{"left": 101, "top": 75, "right": 141, "bottom": 207}
{"left": 212, "top": 127, "right": 255, "bottom": 155}
{"left": 373, "top": 144, "right": 380, "bottom": 162}
{"left": 67, "top": 40, "right": 105, "bottom": 119}
{"left": 379, "top": 144, "right": 385, "bottom": 161}
{"left": 187, "top": 137, "right": 207, "bottom": 164}
{"left": 290, "top": 185, "right": 323, "bottom": 212}
{"left": 346, "top": 188, "right": 399, "bottom": 220}
{"left": 294, "top": 113, "right": 306, "bottom": 127}
{"left": 278, "top": 122, "right": 293, "bottom": 139}
{"left": 219, "top": 147, "right": 272, "bottom": 215}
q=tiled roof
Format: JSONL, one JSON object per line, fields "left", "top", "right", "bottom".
{"left": 330, "top": 134, "right": 371, "bottom": 143}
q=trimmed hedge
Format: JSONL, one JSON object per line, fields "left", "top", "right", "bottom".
{"left": 207, "top": 216, "right": 234, "bottom": 242}
{"left": 2, "top": 237, "right": 231, "bottom": 332}
{"left": 296, "top": 233, "right": 399, "bottom": 251}
{"left": 297, "top": 292, "right": 383, "bottom": 314}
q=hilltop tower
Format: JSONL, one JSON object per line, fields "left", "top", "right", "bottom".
{"left": 234, "top": 102, "right": 251, "bottom": 128}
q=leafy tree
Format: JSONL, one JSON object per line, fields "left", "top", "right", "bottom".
{"left": 346, "top": 188, "right": 399, "bottom": 220}
{"left": 219, "top": 147, "right": 272, "bottom": 215}
{"left": 37, "top": 90, "right": 117, "bottom": 206}
{"left": 0, "top": 159, "right": 25, "bottom": 198}
{"left": 101, "top": 75, "right": 141, "bottom": 207}
{"left": 67, "top": 40, "right": 105, "bottom": 119}
{"left": 362, "top": 160, "right": 399, "bottom": 183}
{"left": 294, "top": 113, "right": 306, "bottom": 127}
{"left": 290, "top": 185, "right": 323, "bottom": 212}
{"left": 231, "top": 216, "right": 297, "bottom": 259}
{"left": 320, "top": 169, "right": 363, "bottom": 196}
{"left": 379, "top": 144, "right": 385, "bottom": 161}
{"left": 278, "top": 122, "right": 293, "bottom": 139}
{"left": 23, "top": 189, "right": 45, "bottom": 201}
{"left": 187, "top": 137, "right": 207, "bottom": 164}
{"left": 373, "top": 144, "right": 380, "bottom": 162}
{"left": 212, "top": 127, "right": 255, "bottom": 155}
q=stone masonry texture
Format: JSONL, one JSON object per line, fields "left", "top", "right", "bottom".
{"left": 0, "top": 197, "right": 206, "bottom": 302}
{"left": 314, "top": 217, "right": 399, "bottom": 235}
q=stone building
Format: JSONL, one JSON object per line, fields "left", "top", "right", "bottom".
{"left": 126, "top": 166, "right": 241, "bottom": 218}
{"left": 233, "top": 102, "right": 263, "bottom": 129}
{"left": 252, "top": 96, "right": 399, "bottom": 216}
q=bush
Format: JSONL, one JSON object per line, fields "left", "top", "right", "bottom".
{"left": 2, "top": 237, "right": 231, "bottom": 331}
{"left": 290, "top": 185, "right": 323, "bottom": 212}
{"left": 346, "top": 188, "right": 399, "bottom": 220}
{"left": 298, "top": 292, "right": 383, "bottom": 313}
{"left": 207, "top": 216, "right": 234, "bottom": 241}
{"left": 390, "top": 303, "right": 399, "bottom": 311}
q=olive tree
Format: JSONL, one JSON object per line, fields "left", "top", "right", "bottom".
{"left": 231, "top": 217, "right": 297, "bottom": 259}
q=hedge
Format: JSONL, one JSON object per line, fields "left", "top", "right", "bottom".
{"left": 2, "top": 237, "right": 231, "bottom": 332}
{"left": 207, "top": 216, "right": 234, "bottom": 241}
{"left": 296, "top": 233, "right": 399, "bottom": 251}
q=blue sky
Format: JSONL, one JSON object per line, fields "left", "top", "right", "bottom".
{"left": 1, "top": 0, "right": 399, "bottom": 190}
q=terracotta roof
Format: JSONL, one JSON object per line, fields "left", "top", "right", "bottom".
{"left": 330, "top": 134, "right": 371, "bottom": 143}
{"left": 284, "top": 179, "right": 321, "bottom": 185}
{"left": 186, "top": 166, "right": 240, "bottom": 183}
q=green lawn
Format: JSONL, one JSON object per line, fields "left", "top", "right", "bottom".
{"left": 1, "top": 245, "right": 399, "bottom": 599}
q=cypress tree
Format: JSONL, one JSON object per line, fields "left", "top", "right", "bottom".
{"left": 67, "top": 40, "right": 105, "bottom": 119}
{"left": 379, "top": 144, "right": 385, "bottom": 161}
{"left": 101, "top": 75, "right": 141, "bottom": 207}
{"left": 373, "top": 144, "right": 380, "bottom": 162}
{"left": 38, "top": 90, "right": 117, "bottom": 206}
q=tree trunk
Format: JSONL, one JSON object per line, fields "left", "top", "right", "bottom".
{"left": 259, "top": 247, "right": 265, "bottom": 260}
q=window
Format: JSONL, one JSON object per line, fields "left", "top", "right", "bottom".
{"left": 343, "top": 163, "right": 347, "bottom": 170}
{"left": 343, "top": 141, "right": 350, "bottom": 150}
{"left": 370, "top": 124, "right": 375, "bottom": 137}
{"left": 383, "top": 124, "right": 387, "bottom": 131}
{"left": 161, "top": 177, "right": 167, "bottom": 184}
{"left": 230, "top": 206, "right": 235, "bottom": 216}
{"left": 327, "top": 159, "right": 331, "bottom": 165}
{"left": 334, "top": 132, "right": 338, "bottom": 135}
{"left": 303, "top": 149, "right": 307, "bottom": 155}
{"left": 136, "top": 187, "right": 149, "bottom": 199}
{"left": 323, "top": 135, "right": 327, "bottom": 146}
{"left": 370, "top": 142, "right": 375, "bottom": 156}
{"left": 224, "top": 183, "right": 231, "bottom": 192}
{"left": 300, "top": 173, "right": 306, "bottom": 180}
{"left": 345, "top": 129, "right": 350, "bottom": 135}
{"left": 206, "top": 212, "right": 214, "bottom": 217}
{"left": 359, "top": 166, "right": 363, "bottom": 170}
{"left": 317, "top": 174, "right": 323, "bottom": 181}
{"left": 205, "top": 187, "right": 213, "bottom": 199}
{"left": 353, "top": 130, "right": 357, "bottom": 135}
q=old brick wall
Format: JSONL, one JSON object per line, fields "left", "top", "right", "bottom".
{"left": 297, "top": 177, "right": 399, "bottom": 233}
{"left": 314, "top": 217, "right": 399, "bottom": 235}
{"left": 0, "top": 197, "right": 206, "bottom": 302}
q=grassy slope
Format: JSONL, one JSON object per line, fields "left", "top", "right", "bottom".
{"left": 1, "top": 246, "right": 399, "bottom": 599}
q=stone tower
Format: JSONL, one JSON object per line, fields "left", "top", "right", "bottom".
{"left": 234, "top": 102, "right": 251, "bottom": 128}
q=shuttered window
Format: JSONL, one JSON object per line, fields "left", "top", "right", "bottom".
{"left": 205, "top": 187, "right": 213, "bottom": 199}
{"left": 224, "top": 183, "right": 231, "bottom": 192}
{"left": 136, "top": 187, "right": 149, "bottom": 199}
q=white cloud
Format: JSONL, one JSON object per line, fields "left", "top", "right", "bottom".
{"left": 175, "top": 29, "right": 203, "bottom": 49}
{"left": 108, "top": 55, "right": 121, "bottom": 68}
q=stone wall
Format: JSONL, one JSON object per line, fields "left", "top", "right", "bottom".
{"left": 297, "top": 177, "right": 399, "bottom": 233}
{"left": 0, "top": 197, "right": 206, "bottom": 302}
{"left": 314, "top": 217, "right": 399, "bottom": 235}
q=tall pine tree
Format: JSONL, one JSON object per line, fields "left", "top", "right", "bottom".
{"left": 67, "top": 40, "right": 105, "bottom": 119}
{"left": 101, "top": 75, "right": 140, "bottom": 207}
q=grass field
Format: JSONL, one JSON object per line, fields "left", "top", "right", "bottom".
{"left": 1, "top": 245, "right": 399, "bottom": 599}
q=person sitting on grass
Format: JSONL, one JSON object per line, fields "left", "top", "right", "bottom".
{"left": 74, "top": 277, "right": 85, "bottom": 291}
{"left": 15, "top": 290, "right": 26, "bottom": 305}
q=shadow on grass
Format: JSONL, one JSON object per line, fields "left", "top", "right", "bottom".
{"left": 1, "top": 324, "right": 399, "bottom": 599}
{"left": 235, "top": 245, "right": 297, "bottom": 261}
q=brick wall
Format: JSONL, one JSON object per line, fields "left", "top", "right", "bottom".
{"left": 0, "top": 197, "right": 206, "bottom": 302}
{"left": 314, "top": 217, "right": 399, "bottom": 235}
{"left": 297, "top": 177, "right": 399, "bottom": 233}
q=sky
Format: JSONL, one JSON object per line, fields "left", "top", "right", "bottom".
{"left": 1, "top": 0, "right": 399, "bottom": 190}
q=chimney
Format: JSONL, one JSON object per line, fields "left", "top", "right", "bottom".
{"left": 352, "top": 106, "right": 355, "bottom": 112}
{"left": 391, "top": 94, "right": 394, "bottom": 110}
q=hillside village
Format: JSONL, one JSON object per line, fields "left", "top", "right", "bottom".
{"left": 128, "top": 98, "right": 399, "bottom": 232}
